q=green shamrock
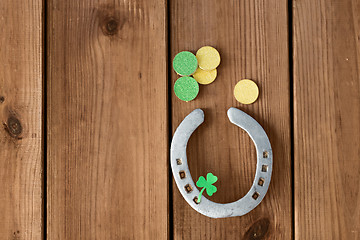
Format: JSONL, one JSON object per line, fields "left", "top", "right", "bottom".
{"left": 196, "top": 173, "right": 218, "bottom": 203}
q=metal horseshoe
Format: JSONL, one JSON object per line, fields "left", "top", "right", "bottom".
{"left": 170, "top": 107, "right": 273, "bottom": 218}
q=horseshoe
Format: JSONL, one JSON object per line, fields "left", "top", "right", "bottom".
{"left": 170, "top": 107, "right": 273, "bottom": 218}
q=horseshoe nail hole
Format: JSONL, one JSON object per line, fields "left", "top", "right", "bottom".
{"left": 193, "top": 196, "right": 199, "bottom": 204}
{"left": 263, "top": 151, "right": 269, "bottom": 158}
{"left": 176, "top": 158, "right": 182, "bottom": 165}
{"left": 261, "top": 165, "right": 268, "bottom": 172}
{"left": 252, "top": 192, "right": 260, "bottom": 200}
{"left": 179, "top": 170, "right": 186, "bottom": 179}
{"left": 184, "top": 184, "right": 193, "bottom": 193}
{"left": 258, "top": 177, "right": 265, "bottom": 186}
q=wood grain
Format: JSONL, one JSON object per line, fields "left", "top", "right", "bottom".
{"left": 294, "top": 0, "right": 360, "bottom": 239}
{"left": 0, "top": 0, "right": 43, "bottom": 239}
{"left": 47, "top": 1, "right": 168, "bottom": 239}
{"left": 170, "top": 0, "right": 291, "bottom": 238}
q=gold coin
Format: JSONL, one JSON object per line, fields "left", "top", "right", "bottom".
{"left": 193, "top": 68, "right": 217, "bottom": 85}
{"left": 234, "top": 79, "right": 259, "bottom": 104}
{"left": 196, "top": 46, "right": 220, "bottom": 71}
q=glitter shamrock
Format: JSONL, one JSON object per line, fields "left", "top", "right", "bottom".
{"left": 196, "top": 173, "right": 218, "bottom": 203}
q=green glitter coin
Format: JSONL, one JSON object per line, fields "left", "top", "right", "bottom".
{"left": 174, "top": 76, "right": 199, "bottom": 101}
{"left": 173, "top": 51, "right": 198, "bottom": 76}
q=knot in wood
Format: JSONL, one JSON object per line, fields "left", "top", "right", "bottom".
{"left": 7, "top": 116, "right": 22, "bottom": 137}
{"left": 101, "top": 16, "right": 119, "bottom": 36}
{"left": 243, "top": 218, "right": 270, "bottom": 240}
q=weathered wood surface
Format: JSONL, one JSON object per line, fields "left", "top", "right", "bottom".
{"left": 170, "top": 0, "right": 292, "bottom": 239}
{"left": 47, "top": 0, "right": 168, "bottom": 239}
{"left": 0, "top": 0, "right": 358, "bottom": 239}
{"left": 0, "top": 0, "right": 44, "bottom": 239}
{"left": 294, "top": 0, "right": 360, "bottom": 239}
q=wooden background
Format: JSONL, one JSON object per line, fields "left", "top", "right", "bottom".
{"left": 0, "top": 0, "right": 358, "bottom": 239}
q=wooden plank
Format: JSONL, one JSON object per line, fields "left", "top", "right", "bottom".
{"left": 294, "top": 0, "right": 360, "bottom": 239}
{"left": 170, "top": 0, "right": 291, "bottom": 238}
{"left": 0, "top": 0, "right": 43, "bottom": 239}
{"left": 47, "top": 1, "right": 168, "bottom": 239}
